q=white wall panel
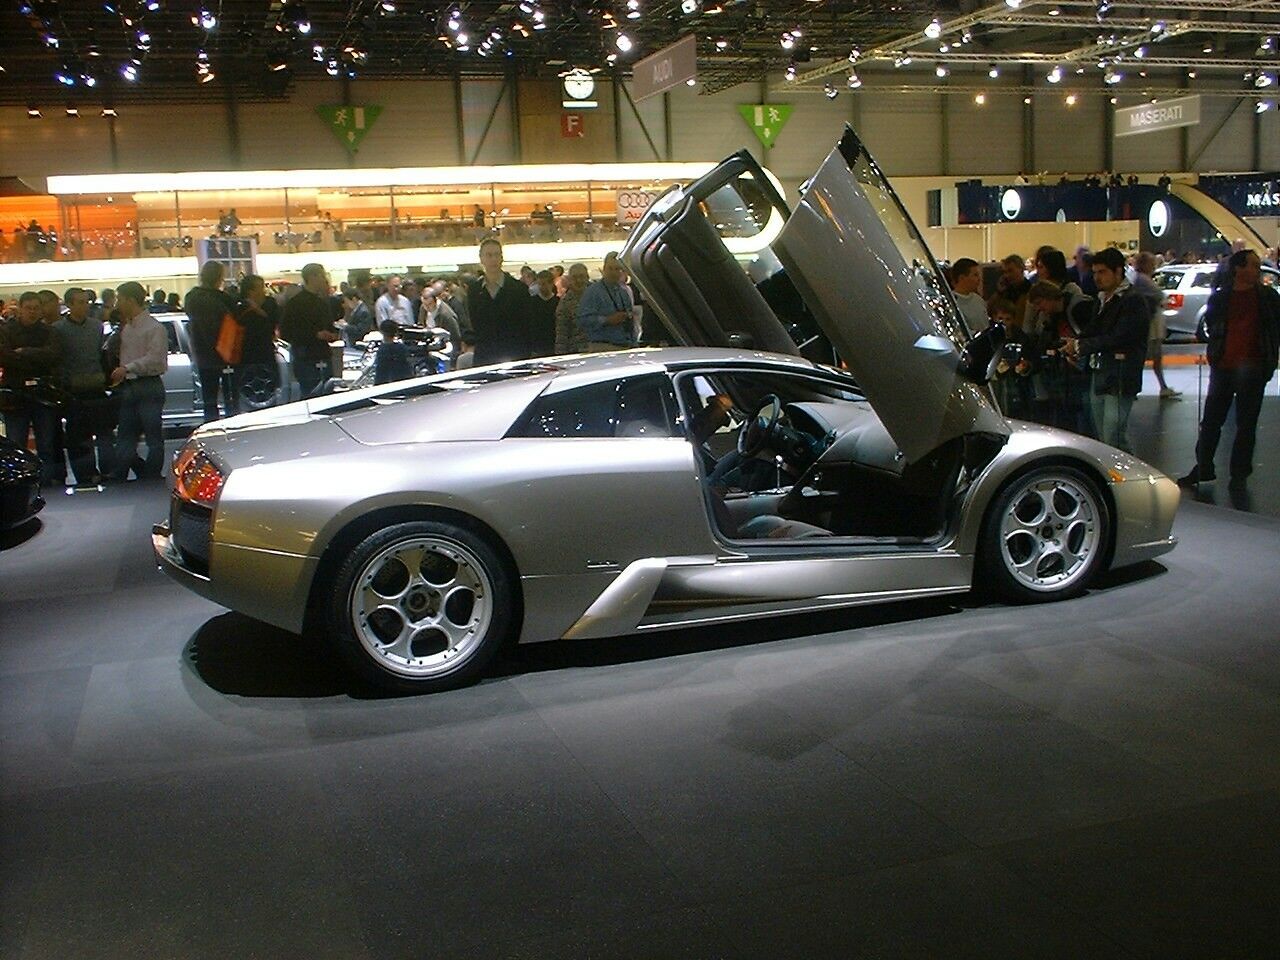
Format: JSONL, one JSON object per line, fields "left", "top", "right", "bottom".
{"left": 763, "top": 86, "right": 853, "bottom": 188}
{"left": 1188, "top": 95, "right": 1255, "bottom": 174}
{"left": 1032, "top": 92, "right": 1104, "bottom": 175}
{"left": 0, "top": 106, "right": 115, "bottom": 179}
{"left": 618, "top": 82, "right": 668, "bottom": 162}
{"left": 668, "top": 82, "right": 763, "bottom": 167}
{"left": 1261, "top": 113, "right": 1280, "bottom": 169}
{"left": 946, "top": 89, "right": 1023, "bottom": 176}
{"left": 461, "top": 78, "right": 516, "bottom": 165}
{"left": 858, "top": 92, "right": 943, "bottom": 176}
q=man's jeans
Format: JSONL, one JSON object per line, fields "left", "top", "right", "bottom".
{"left": 198, "top": 365, "right": 239, "bottom": 421}
{"left": 1195, "top": 364, "right": 1270, "bottom": 479}
{"left": 294, "top": 358, "right": 332, "bottom": 398}
{"left": 112, "top": 377, "right": 166, "bottom": 480}
{"left": 1090, "top": 389, "right": 1135, "bottom": 452}
{"left": 64, "top": 393, "right": 117, "bottom": 484}
{"left": 3, "top": 400, "right": 61, "bottom": 484}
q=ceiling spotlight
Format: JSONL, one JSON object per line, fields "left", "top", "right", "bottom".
{"left": 785, "top": 62, "right": 796, "bottom": 81}
{"left": 847, "top": 70, "right": 861, "bottom": 88}
{"left": 1023, "top": 96, "right": 1032, "bottom": 104}
{"left": 136, "top": 30, "right": 151, "bottom": 47}
{"left": 924, "top": 18, "right": 942, "bottom": 40}
{"left": 1005, "top": 0, "right": 1022, "bottom": 7}
{"left": 120, "top": 62, "right": 137, "bottom": 81}
{"left": 1095, "top": 0, "right": 1112, "bottom": 21}
{"left": 1104, "top": 68, "right": 1123, "bottom": 84}
{"left": 269, "top": 52, "right": 288, "bottom": 71}
{"left": 54, "top": 68, "right": 75, "bottom": 86}
{"left": 199, "top": 69, "right": 216, "bottom": 83}
{"left": 197, "top": 8, "right": 216, "bottom": 29}
{"left": 27, "top": 106, "right": 41, "bottom": 118}
{"left": 1134, "top": 45, "right": 1147, "bottom": 58}
{"left": 1257, "top": 72, "right": 1276, "bottom": 88}
{"left": 325, "top": 58, "right": 339, "bottom": 75}
{"left": 1048, "top": 6, "right": 1060, "bottom": 14}
{"left": 456, "top": 31, "right": 468, "bottom": 45}
{"left": 1257, "top": 100, "right": 1273, "bottom": 113}
{"left": 940, "top": 44, "right": 950, "bottom": 53}
{"left": 780, "top": 33, "right": 794, "bottom": 50}
{"left": 1047, "top": 65, "right": 1063, "bottom": 83}
{"left": 145, "top": 0, "right": 160, "bottom": 9}
{"left": 681, "top": 0, "right": 699, "bottom": 13}
{"left": 988, "top": 64, "right": 1000, "bottom": 78}
{"left": 101, "top": 107, "right": 117, "bottom": 117}
{"left": 312, "top": 43, "right": 324, "bottom": 61}
{"left": 1066, "top": 94, "right": 1077, "bottom": 106}
{"left": 823, "top": 82, "right": 838, "bottom": 100}
{"left": 1259, "top": 36, "right": 1275, "bottom": 55}
{"left": 447, "top": 15, "right": 460, "bottom": 30}
{"left": 297, "top": 18, "right": 312, "bottom": 34}
{"left": 66, "top": 106, "right": 79, "bottom": 117}
{"left": 82, "top": 73, "right": 97, "bottom": 87}
{"left": 1203, "top": 41, "right": 1213, "bottom": 54}
{"left": 615, "top": 32, "right": 633, "bottom": 52}
{"left": 715, "top": 39, "right": 728, "bottom": 49}
{"left": 848, "top": 48, "right": 859, "bottom": 63}
{"left": 935, "top": 63, "right": 949, "bottom": 78}
{"left": 43, "top": 34, "right": 59, "bottom": 48}
{"left": 974, "top": 93, "right": 986, "bottom": 104}
{"left": 380, "top": 1, "right": 397, "bottom": 11}
{"left": 1187, "top": 69, "right": 1196, "bottom": 79}
{"left": 685, "top": 77, "right": 696, "bottom": 86}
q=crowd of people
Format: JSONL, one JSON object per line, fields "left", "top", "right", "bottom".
{"left": 2, "top": 234, "right": 1277, "bottom": 495}
{"left": 947, "top": 242, "right": 1280, "bottom": 489}
{"left": 0, "top": 237, "right": 656, "bottom": 488}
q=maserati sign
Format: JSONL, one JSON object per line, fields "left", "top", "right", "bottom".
{"left": 1115, "top": 95, "right": 1201, "bottom": 137}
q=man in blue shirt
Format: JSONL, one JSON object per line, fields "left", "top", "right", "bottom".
{"left": 576, "top": 252, "right": 637, "bottom": 352}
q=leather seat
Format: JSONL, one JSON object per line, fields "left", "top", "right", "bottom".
{"left": 736, "top": 515, "right": 833, "bottom": 540}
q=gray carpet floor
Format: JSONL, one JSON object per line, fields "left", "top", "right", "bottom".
{"left": 2, "top": 478, "right": 1279, "bottom": 959}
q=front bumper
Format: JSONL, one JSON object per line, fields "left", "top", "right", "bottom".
{"left": 1, "top": 478, "right": 44, "bottom": 530}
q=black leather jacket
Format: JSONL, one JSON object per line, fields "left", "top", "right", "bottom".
{"left": 1203, "top": 283, "right": 1280, "bottom": 376}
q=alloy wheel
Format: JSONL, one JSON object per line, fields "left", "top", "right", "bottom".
{"left": 998, "top": 473, "right": 1102, "bottom": 593}
{"left": 350, "top": 536, "right": 493, "bottom": 677}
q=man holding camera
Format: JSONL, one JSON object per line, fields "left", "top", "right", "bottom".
{"left": 1062, "top": 247, "right": 1148, "bottom": 452}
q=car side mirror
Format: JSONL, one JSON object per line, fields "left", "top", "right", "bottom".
{"left": 958, "top": 322, "right": 1007, "bottom": 385}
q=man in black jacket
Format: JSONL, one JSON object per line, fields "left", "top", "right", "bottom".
{"left": 0, "top": 291, "right": 62, "bottom": 484}
{"left": 466, "top": 238, "right": 531, "bottom": 365}
{"left": 281, "top": 263, "right": 340, "bottom": 397}
{"left": 1178, "top": 249, "right": 1280, "bottom": 489}
{"left": 183, "top": 260, "right": 237, "bottom": 421}
{"left": 1063, "top": 247, "right": 1148, "bottom": 451}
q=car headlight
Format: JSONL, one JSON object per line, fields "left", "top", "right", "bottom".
{"left": 173, "top": 444, "right": 227, "bottom": 506}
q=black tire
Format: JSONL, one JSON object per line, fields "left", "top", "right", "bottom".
{"left": 1194, "top": 315, "right": 1208, "bottom": 344}
{"left": 326, "top": 519, "right": 517, "bottom": 693}
{"left": 978, "top": 465, "right": 1110, "bottom": 604}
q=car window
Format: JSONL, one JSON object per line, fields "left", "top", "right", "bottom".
{"left": 513, "top": 375, "right": 677, "bottom": 439}
{"left": 1191, "top": 271, "right": 1215, "bottom": 289}
{"left": 1153, "top": 271, "right": 1183, "bottom": 291}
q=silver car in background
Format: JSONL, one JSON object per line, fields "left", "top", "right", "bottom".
{"left": 147, "top": 314, "right": 297, "bottom": 427}
{"left": 1154, "top": 262, "right": 1280, "bottom": 341}
{"left": 153, "top": 126, "right": 1179, "bottom": 694}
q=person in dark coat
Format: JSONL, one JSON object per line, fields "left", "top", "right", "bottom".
{"left": 280, "top": 263, "right": 340, "bottom": 397}
{"left": 1178, "top": 249, "right": 1280, "bottom": 489}
{"left": 1063, "top": 247, "right": 1148, "bottom": 451}
{"left": 234, "top": 275, "right": 280, "bottom": 408}
{"left": 373, "top": 320, "right": 413, "bottom": 385}
{"left": 183, "top": 260, "right": 237, "bottom": 420}
{"left": 528, "top": 270, "right": 559, "bottom": 357}
{"left": 466, "top": 238, "right": 531, "bottom": 366}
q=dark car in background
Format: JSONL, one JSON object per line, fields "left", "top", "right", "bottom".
{"left": 0, "top": 433, "right": 44, "bottom": 531}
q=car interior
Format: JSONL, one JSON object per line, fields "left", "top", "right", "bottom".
{"left": 675, "top": 370, "right": 963, "bottom": 545}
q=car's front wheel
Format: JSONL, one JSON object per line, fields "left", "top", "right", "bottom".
{"left": 979, "top": 465, "right": 1110, "bottom": 603}
{"left": 327, "top": 520, "right": 517, "bottom": 693}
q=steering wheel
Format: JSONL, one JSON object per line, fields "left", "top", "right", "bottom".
{"left": 738, "top": 394, "right": 782, "bottom": 458}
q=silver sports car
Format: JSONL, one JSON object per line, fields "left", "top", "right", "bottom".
{"left": 153, "top": 127, "right": 1179, "bottom": 693}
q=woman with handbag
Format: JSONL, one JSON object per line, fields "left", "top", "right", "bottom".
{"left": 183, "top": 260, "right": 238, "bottom": 421}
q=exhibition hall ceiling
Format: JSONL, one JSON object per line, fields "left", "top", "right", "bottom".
{"left": 0, "top": 0, "right": 1275, "bottom": 104}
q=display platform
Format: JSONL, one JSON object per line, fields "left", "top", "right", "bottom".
{"left": 2, "top": 479, "right": 1279, "bottom": 960}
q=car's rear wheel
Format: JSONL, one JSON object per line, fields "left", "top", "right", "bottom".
{"left": 980, "top": 465, "right": 1110, "bottom": 603}
{"left": 327, "top": 520, "right": 516, "bottom": 693}
{"left": 237, "top": 365, "right": 280, "bottom": 411}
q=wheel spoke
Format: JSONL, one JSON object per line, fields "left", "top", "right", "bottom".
{"left": 999, "top": 473, "right": 1102, "bottom": 593}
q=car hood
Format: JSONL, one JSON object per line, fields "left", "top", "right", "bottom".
{"left": 623, "top": 125, "right": 1008, "bottom": 463}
